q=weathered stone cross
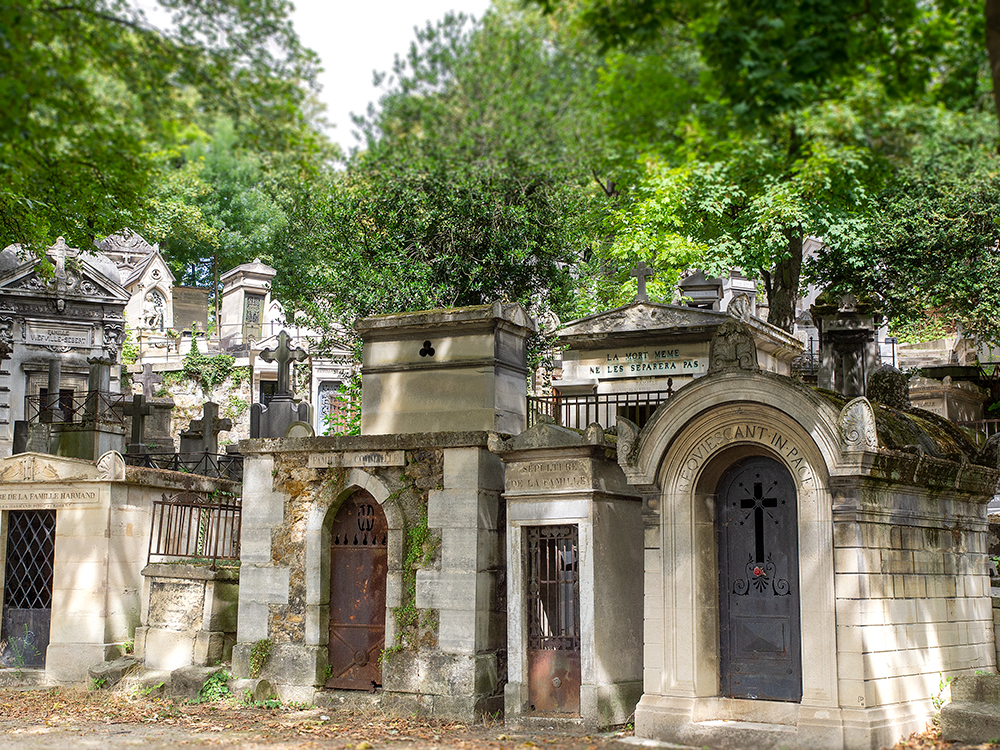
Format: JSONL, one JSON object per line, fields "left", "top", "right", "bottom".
{"left": 135, "top": 363, "right": 163, "bottom": 400}
{"left": 741, "top": 481, "right": 779, "bottom": 563}
{"left": 124, "top": 394, "right": 155, "bottom": 454}
{"left": 259, "top": 330, "right": 308, "bottom": 397}
{"left": 630, "top": 261, "right": 655, "bottom": 303}
{"left": 186, "top": 401, "right": 233, "bottom": 455}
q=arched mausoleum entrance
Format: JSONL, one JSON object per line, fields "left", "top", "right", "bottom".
{"left": 325, "top": 489, "right": 388, "bottom": 690}
{"left": 716, "top": 456, "right": 800, "bottom": 703}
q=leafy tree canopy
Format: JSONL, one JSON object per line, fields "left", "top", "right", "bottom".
{"left": 0, "top": 0, "right": 324, "bottom": 257}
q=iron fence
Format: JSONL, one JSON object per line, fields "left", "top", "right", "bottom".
{"left": 957, "top": 418, "right": 1000, "bottom": 447}
{"left": 25, "top": 392, "right": 125, "bottom": 427}
{"left": 147, "top": 491, "right": 241, "bottom": 569}
{"left": 527, "top": 386, "right": 675, "bottom": 430}
{"left": 124, "top": 451, "right": 244, "bottom": 481}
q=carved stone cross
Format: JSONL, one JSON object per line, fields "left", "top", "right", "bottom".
{"left": 186, "top": 401, "right": 233, "bottom": 455}
{"left": 259, "top": 330, "right": 308, "bottom": 397}
{"left": 135, "top": 363, "right": 163, "bottom": 400}
{"left": 630, "top": 261, "right": 656, "bottom": 303}
{"left": 124, "top": 394, "right": 155, "bottom": 453}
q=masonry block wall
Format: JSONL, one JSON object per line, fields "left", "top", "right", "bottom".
{"left": 831, "top": 456, "right": 996, "bottom": 724}
{"left": 233, "top": 433, "right": 505, "bottom": 719}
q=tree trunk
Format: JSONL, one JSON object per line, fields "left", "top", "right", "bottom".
{"left": 988, "top": 0, "right": 1000, "bottom": 146}
{"left": 764, "top": 230, "right": 803, "bottom": 333}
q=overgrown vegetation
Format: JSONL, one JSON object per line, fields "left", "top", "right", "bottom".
{"left": 183, "top": 340, "right": 236, "bottom": 389}
{"left": 248, "top": 639, "right": 273, "bottom": 679}
{"left": 192, "top": 671, "right": 231, "bottom": 704}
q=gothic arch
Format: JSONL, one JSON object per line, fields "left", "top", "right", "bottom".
{"left": 303, "top": 469, "right": 404, "bottom": 648}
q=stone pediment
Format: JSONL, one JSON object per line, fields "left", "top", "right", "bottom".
{"left": 0, "top": 239, "right": 130, "bottom": 304}
{"left": 123, "top": 250, "right": 175, "bottom": 290}
{"left": 557, "top": 303, "right": 727, "bottom": 342}
{"left": 0, "top": 451, "right": 124, "bottom": 483}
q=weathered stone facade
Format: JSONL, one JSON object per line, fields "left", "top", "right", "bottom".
{"left": 232, "top": 433, "right": 506, "bottom": 717}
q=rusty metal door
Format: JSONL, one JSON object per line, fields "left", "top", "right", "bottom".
{"left": 718, "top": 457, "right": 801, "bottom": 702}
{"left": 1, "top": 510, "right": 56, "bottom": 668}
{"left": 527, "top": 524, "right": 581, "bottom": 714}
{"left": 326, "top": 492, "right": 387, "bottom": 690}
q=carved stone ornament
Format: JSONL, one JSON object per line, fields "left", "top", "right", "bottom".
{"left": 708, "top": 318, "right": 760, "bottom": 374}
{"left": 97, "top": 450, "right": 126, "bottom": 481}
{"left": 838, "top": 397, "right": 879, "bottom": 451}
{"left": 103, "top": 322, "right": 126, "bottom": 360}
{"left": 866, "top": 364, "right": 910, "bottom": 410}
{"left": 727, "top": 292, "right": 753, "bottom": 322}
{"left": 616, "top": 416, "right": 640, "bottom": 469}
{"left": 0, "top": 456, "right": 33, "bottom": 482}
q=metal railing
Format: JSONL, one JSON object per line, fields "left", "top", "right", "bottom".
{"left": 25, "top": 392, "right": 125, "bottom": 427}
{"left": 147, "top": 491, "right": 241, "bottom": 569}
{"left": 956, "top": 419, "right": 1000, "bottom": 447}
{"left": 527, "top": 386, "right": 675, "bottom": 430}
{"left": 124, "top": 451, "right": 244, "bottom": 481}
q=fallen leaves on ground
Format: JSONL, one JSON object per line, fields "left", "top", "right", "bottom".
{"left": 0, "top": 687, "right": 633, "bottom": 750}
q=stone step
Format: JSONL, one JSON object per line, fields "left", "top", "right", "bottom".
{"left": 0, "top": 668, "right": 46, "bottom": 688}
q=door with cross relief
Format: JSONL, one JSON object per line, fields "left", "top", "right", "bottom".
{"left": 717, "top": 456, "right": 801, "bottom": 702}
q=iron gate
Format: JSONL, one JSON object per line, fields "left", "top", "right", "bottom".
{"left": 526, "top": 524, "right": 581, "bottom": 714}
{"left": 1, "top": 510, "right": 56, "bottom": 669}
{"left": 327, "top": 492, "right": 388, "bottom": 691}
{"left": 718, "top": 457, "right": 801, "bottom": 702}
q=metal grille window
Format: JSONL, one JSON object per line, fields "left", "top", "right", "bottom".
{"left": 527, "top": 525, "right": 580, "bottom": 651}
{"left": 3, "top": 510, "right": 56, "bottom": 610}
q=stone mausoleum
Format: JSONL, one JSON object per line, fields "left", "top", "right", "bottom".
{"left": 227, "top": 292, "right": 999, "bottom": 749}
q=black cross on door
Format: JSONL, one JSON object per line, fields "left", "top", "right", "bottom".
{"left": 718, "top": 457, "right": 801, "bottom": 702}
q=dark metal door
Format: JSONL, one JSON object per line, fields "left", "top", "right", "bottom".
{"left": 527, "top": 525, "right": 581, "bottom": 714}
{"left": 1, "top": 510, "right": 56, "bottom": 668}
{"left": 326, "top": 492, "right": 387, "bottom": 690}
{"left": 718, "top": 457, "right": 801, "bottom": 702}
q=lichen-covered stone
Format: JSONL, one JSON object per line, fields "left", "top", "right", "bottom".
{"left": 867, "top": 364, "right": 910, "bottom": 409}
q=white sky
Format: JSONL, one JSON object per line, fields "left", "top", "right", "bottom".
{"left": 290, "top": 0, "right": 493, "bottom": 154}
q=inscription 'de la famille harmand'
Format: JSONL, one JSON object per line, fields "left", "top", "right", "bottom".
{"left": 307, "top": 450, "right": 406, "bottom": 469}
{"left": 677, "top": 424, "right": 814, "bottom": 489}
{"left": 25, "top": 320, "right": 95, "bottom": 348}
{"left": 505, "top": 459, "right": 590, "bottom": 491}
{"left": 0, "top": 489, "right": 99, "bottom": 509}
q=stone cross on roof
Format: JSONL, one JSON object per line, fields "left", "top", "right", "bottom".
{"left": 135, "top": 363, "right": 163, "bottom": 400}
{"left": 259, "top": 330, "right": 308, "bottom": 397}
{"left": 184, "top": 401, "right": 233, "bottom": 455}
{"left": 124, "top": 394, "right": 155, "bottom": 454}
{"left": 630, "top": 261, "right": 655, "bottom": 303}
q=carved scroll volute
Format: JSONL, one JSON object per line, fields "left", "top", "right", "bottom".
{"left": 616, "top": 416, "right": 640, "bottom": 470}
{"left": 838, "top": 397, "right": 878, "bottom": 451}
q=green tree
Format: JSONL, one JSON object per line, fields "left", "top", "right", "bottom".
{"left": 0, "top": 0, "right": 321, "bottom": 255}
{"left": 276, "top": 7, "right": 609, "bottom": 350}
{"left": 533, "top": 0, "right": 989, "bottom": 332}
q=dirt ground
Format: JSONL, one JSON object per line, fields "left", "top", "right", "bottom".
{"left": 0, "top": 687, "right": 996, "bottom": 750}
{"left": 0, "top": 686, "right": 635, "bottom": 750}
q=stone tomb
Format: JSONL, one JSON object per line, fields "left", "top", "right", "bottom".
{"left": 0, "top": 451, "right": 233, "bottom": 683}
{"left": 494, "top": 423, "right": 643, "bottom": 728}
{"left": 231, "top": 303, "right": 535, "bottom": 716}
{"left": 0, "top": 238, "right": 129, "bottom": 457}
{"left": 550, "top": 297, "right": 801, "bottom": 427}
{"left": 614, "top": 321, "right": 999, "bottom": 749}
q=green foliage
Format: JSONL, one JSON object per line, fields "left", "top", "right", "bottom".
{"left": 192, "top": 670, "right": 231, "bottom": 704}
{"left": 89, "top": 677, "right": 107, "bottom": 691}
{"left": 249, "top": 639, "right": 273, "bottom": 679}
{"left": 322, "top": 377, "right": 362, "bottom": 436}
{"left": 0, "top": 0, "right": 326, "bottom": 254}
{"left": 392, "top": 500, "right": 440, "bottom": 648}
{"left": 229, "top": 366, "right": 252, "bottom": 388}
{"left": 183, "top": 339, "right": 235, "bottom": 390}
{"left": 223, "top": 395, "right": 250, "bottom": 421}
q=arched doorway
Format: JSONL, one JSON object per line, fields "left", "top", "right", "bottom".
{"left": 326, "top": 490, "right": 388, "bottom": 690}
{"left": 717, "top": 456, "right": 801, "bottom": 702}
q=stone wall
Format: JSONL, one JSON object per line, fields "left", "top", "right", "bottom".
{"left": 232, "top": 433, "right": 505, "bottom": 719}
{"left": 832, "top": 461, "right": 996, "bottom": 715}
